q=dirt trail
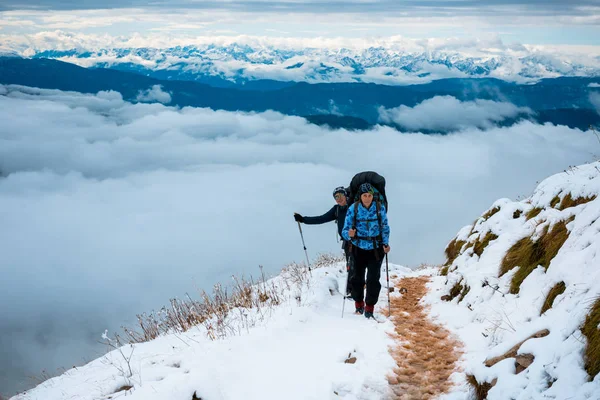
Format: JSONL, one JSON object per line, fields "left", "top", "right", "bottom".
{"left": 386, "top": 276, "right": 462, "bottom": 399}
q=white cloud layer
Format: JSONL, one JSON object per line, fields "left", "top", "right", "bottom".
{"left": 136, "top": 84, "right": 171, "bottom": 104}
{"left": 378, "top": 96, "right": 533, "bottom": 131}
{"left": 1, "top": 84, "right": 599, "bottom": 393}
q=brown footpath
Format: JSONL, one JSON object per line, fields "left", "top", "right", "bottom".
{"left": 386, "top": 276, "right": 462, "bottom": 399}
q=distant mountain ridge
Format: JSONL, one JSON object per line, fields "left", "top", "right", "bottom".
{"left": 29, "top": 43, "right": 600, "bottom": 87}
{"left": 1, "top": 57, "right": 599, "bottom": 131}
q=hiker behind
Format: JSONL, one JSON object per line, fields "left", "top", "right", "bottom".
{"left": 342, "top": 182, "right": 390, "bottom": 319}
{"left": 293, "top": 187, "right": 353, "bottom": 292}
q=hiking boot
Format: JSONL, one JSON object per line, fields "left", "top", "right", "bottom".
{"left": 364, "top": 304, "right": 374, "bottom": 319}
{"left": 355, "top": 301, "right": 364, "bottom": 315}
{"left": 364, "top": 311, "right": 374, "bottom": 319}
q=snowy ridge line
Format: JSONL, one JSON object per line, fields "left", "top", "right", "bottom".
{"left": 2, "top": 33, "right": 600, "bottom": 84}
{"left": 11, "top": 255, "right": 409, "bottom": 400}
{"left": 424, "top": 161, "right": 600, "bottom": 399}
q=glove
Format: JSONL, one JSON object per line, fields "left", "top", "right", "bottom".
{"left": 294, "top": 213, "right": 304, "bottom": 223}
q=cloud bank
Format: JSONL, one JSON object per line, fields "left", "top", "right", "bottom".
{"left": 136, "top": 85, "right": 171, "bottom": 104}
{"left": 378, "top": 96, "right": 533, "bottom": 131}
{"left": 1, "top": 84, "right": 598, "bottom": 394}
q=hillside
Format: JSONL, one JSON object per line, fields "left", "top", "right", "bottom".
{"left": 9, "top": 161, "right": 600, "bottom": 400}
{"left": 428, "top": 161, "right": 600, "bottom": 399}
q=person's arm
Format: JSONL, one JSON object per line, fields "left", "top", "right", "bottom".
{"left": 381, "top": 205, "right": 391, "bottom": 251}
{"left": 302, "top": 205, "right": 337, "bottom": 225}
{"left": 342, "top": 205, "right": 354, "bottom": 241}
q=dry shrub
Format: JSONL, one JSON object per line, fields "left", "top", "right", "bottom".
{"left": 445, "top": 238, "right": 466, "bottom": 266}
{"left": 482, "top": 206, "right": 501, "bottom": 221}
{"left": 500, "top": 219, "right": 571, "bottom": 294}
{"left": 525, "top": 207, "right": 543, "bottom": 220}
{"left": 466, "top": 374, "right": 495, "bottom": 400}
{"left": 121, "top": 256, "right": 333, "bottom": 343}
{"left": 513, "top": 209, "right": 523, "bottom": 219}
{"left": 540, "top": 281, "right": 566, "bottom": 315}
{"left": 582, "top": 297, "right": 600, "bottom": 379}
{"left": 473, "top": 231, "right": 499, "bottom": 257}
{"left": 558, "top": 193, "right": 597, "bottom": 210}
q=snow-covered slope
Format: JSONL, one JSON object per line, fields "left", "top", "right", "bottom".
{"left": 426, "top": 161, "right": 600, "bottom": 399}
{"left": 10, "top": 258, "right": 410, "bottom": 400}
{"left": 10, "top": 161, "right": 600, "bottom": 400}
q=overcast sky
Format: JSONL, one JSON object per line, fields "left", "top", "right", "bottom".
{"left": 0, "top": 0, "right": 599, "bottom": 45}
{"left": 1, "top": 83, "right": 599, "bottom": 394}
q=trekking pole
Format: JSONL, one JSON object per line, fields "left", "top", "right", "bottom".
{"left": 297, "top": 222, "right": 312, "bottom": 272}
{"left": 385, "top": 253, "right": 391, "bottom": 317}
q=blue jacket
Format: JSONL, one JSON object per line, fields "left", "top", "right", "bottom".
{"left": 342, "top": 201, "right": 390, "bottom": 250}
{"left": 303, "top": 204, "right": 348, "bottom": 238}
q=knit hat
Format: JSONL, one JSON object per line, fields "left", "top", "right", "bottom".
{"left": 358, "top": 182, "right": 374, "bottom": 195}
{"left": 332, "top": 186, "right": 348, "bottom": 198}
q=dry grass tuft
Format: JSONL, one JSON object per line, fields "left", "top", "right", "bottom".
{"left": 582, "top": 297, "right": 600, "bottom": 379}
{"left": 388, "top": 277, "right": 462, "bottom": 399}
{"left": 440, "top": 265, "right": 450, "bottom": 276}
{"left": 550, "top": 195, "right": 561, "bottom": 208}
{"left": 525, "top": 207, "right": 543, "bottom": 220}
{"left": 540, "top": 281, "right": 566, "bottom": 315}
{"left": 558, "top": 193, "right": 597, "bottom": 210}
{"left": 473, "top": 231, "right": 499, "bottom": 257}
{"left": 458, "top": 285, "right": 471, "bottom": 303}
{"left": 482, "top": 206, "right": 501, "bottom": 221}
{"left": 466, "top": 374, "right": 495, "bottom": 400}
{"left": 500, "top": 237, "right": 534, "bottom": 277}
{"left": 443, "top": 279, "right": 464, "bottom": 302}
{"left": 445, "top": 238, "right": 466, "bottom": 266}
{"left": 114, "top": 385, "right": 133, "bottom": 393}
{"left": 500, "top": 219, "right": 571, "bottom": 294}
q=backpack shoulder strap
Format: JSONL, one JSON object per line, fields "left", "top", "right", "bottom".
{"left": 352, "top": 201, "right": 359, "bottom": 229}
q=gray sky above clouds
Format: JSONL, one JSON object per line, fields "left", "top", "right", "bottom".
{"left": 1, "top": 83, "right": 599, "bottom": 394}
{"left": 0, "top": 0, "right": 597, "bottom": 14}
{"left": 1, "top": 0, "right": 599, "bottom": 45}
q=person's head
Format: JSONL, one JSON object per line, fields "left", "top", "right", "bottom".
{"left": 358, "top": 183, "right": 374, "bottom": 208}
{"left": 332, "top": 186, "right": 348, "bottom": 206}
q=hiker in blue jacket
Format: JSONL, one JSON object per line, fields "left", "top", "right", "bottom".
{"left": 294, "top": 186, "right": 353, "bottom": 293}
{"left": 342, "top": 182, "right": 390, "bottom": 319}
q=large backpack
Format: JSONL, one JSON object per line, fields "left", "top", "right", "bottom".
{"left": 347, "top": 171, "right": 388, "bottom": 211}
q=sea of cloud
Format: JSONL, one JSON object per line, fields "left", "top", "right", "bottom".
{"left": 1, "top": 84, "right": 598, "bottom": 394}
{"left": 378, "top": 96, "right": 533, "bottom": 131}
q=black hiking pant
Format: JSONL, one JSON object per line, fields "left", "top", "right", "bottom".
{"left": 343, "top": 240, "right": 353, "bottom": 295}
{"left": 350, "top": 246, "right": 384, "bottom": 306}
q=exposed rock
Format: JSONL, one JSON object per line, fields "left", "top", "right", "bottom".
{"left": 485, "top": 329, "right": 549, "bottom": 368}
